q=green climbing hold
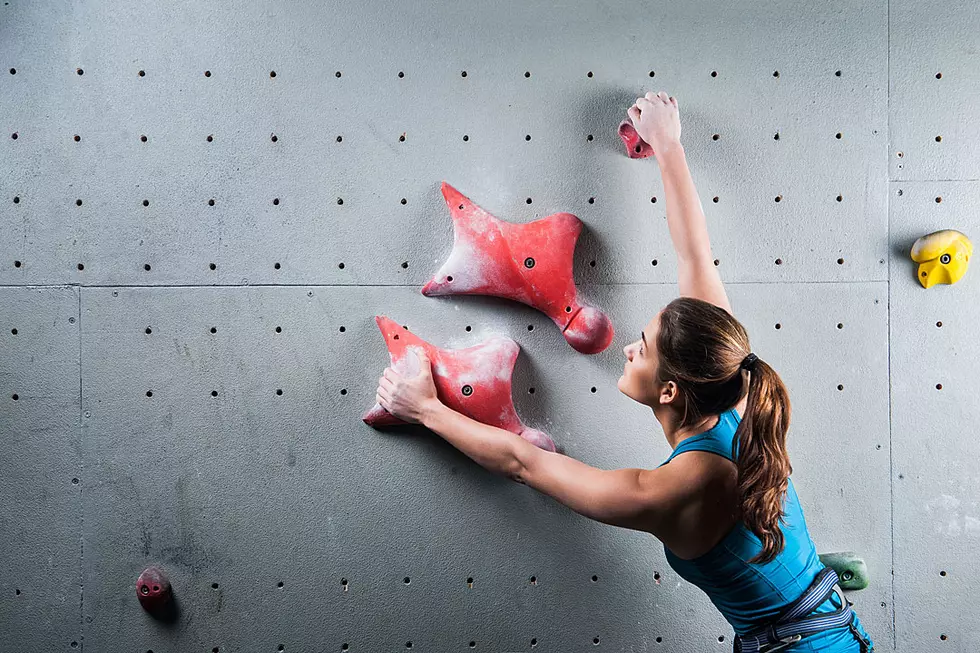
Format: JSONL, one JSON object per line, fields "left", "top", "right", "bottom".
{"left": 819, "top": 552, "right": 869, "bottom": 591}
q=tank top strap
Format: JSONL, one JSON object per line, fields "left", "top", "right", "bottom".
{"left": 658, "top": 407, "right": 741, "bottom": 467}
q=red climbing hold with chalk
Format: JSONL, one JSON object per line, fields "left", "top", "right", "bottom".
{"left": 422, "top": 182, "right": 614, "bottom": 355}
{"left": 136, "top": 566, "right": 172, "bottom": 612}
{"left": 618, "top": 120, "right": 655, "bottom": 159}
{"left": 363, "top": 316, "right": 556, "bottom": 452}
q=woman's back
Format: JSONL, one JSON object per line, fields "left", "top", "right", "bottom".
{"left": 659, "top": 408, "right": 874, "bottom": 651}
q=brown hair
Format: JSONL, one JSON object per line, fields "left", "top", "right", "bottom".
{"left": 655, "top": 297, "right": 792, "bottom": 563}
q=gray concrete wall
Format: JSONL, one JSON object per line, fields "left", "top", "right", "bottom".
{"left": 0, "top": 0, "right": 976, "bottom": 651}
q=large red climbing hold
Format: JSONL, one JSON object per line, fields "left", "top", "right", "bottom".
{"left": 422, "top": 182, "right": 614, "bottom": 355}
{"left": 136, "top": 566, "right": 172, "bottom": 612}
{"left": 618, "top": 120, "right": 655, "bottom": 159}
{"left": 363, "top": 316, "right": 556, "bottom": 452}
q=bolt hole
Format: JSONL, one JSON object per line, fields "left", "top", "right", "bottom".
{"left": 775, "top": 323, "right": 782, "bottom": 330}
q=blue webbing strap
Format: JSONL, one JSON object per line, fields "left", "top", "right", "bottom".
{"left": 734, "top": 568, "right": 858, "bottom": 653}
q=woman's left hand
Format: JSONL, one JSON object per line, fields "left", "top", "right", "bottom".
{"left": 376, "top": 347, "right": 441, "bottom": 424}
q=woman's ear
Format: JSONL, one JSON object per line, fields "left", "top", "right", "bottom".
{"left": 658, "top": 380, "right": 679, "bottom": 406}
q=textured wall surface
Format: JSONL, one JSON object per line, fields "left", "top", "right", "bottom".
{"left": 0, "top": 0, "right": 977, "bottom": 651}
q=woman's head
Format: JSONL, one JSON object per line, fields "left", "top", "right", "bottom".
{"left": 618, "top": 297, "right": 793, "bottom": 563}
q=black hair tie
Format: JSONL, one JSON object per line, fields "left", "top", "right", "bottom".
{"left": 740, "top": 352, "right": 759, "bottom": 371}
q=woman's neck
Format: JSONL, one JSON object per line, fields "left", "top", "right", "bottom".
{"left": 655, "top": 405, "right": 721, "bottom": 449}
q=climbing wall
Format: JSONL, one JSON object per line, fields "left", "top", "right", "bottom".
{"left": 1, "top": 0, "right": 976, "bottom": 651}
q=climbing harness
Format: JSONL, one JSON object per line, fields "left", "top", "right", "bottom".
{"left": 733, "top": 567, "right": 874, "bottom": 652}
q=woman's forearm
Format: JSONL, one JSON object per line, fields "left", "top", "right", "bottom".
{"left": 657, "top": 143, "right": 713, "bottom": 262}
{"left": 420, "top": 400, "right": 523, "bottom": 477}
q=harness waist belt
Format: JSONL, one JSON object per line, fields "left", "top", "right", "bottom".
{"left": 734, "top": 568, "right": 854, "bottom": 653}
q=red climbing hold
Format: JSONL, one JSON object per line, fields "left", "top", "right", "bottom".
{"left": 363, "top": 316, "right": 556, "bottom": 452}
{"left": 422, "top": 182, "right": 614, "bottom": 355}
{"left": 136, "top": 566, "right": 171, "bottom": 612}
{"left": 618, "top": 120, "right": 655, "bottom": 159}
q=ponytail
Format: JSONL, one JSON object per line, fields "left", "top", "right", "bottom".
{"left": 733, "top": 358, "right": 792, "bottom": 564}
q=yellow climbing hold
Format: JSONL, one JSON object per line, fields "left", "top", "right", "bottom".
{"left": 910, "top": 229, "right": 972, "bottom": 288}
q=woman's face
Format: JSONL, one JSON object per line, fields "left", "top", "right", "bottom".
{"left": 617, "top": 311, "right": 663, "bottom": 406}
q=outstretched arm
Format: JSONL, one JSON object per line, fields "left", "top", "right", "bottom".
{"left": 421, "top": 399, "right": 693, "bottom": 535}
{"left": 376, "top": 349, "right": 692, "bottom": 535}
{"left": 628, "top": 92, "right": 732, "bottom": 314}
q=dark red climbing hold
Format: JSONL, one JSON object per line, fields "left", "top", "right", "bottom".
{"left": 136, "top": 566, "right": 172, "bottom": 612}
{"left": 618, "top": 120, "right": 655, "bottom": 159}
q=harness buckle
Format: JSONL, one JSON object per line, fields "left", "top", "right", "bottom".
{"left": 759, "top": 634, "right": 802, "bottom": 653}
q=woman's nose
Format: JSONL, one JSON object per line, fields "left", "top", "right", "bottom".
{"left": 623, "top": 343, "right": 634, "bottom": 360}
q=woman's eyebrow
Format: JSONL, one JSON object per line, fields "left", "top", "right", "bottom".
{"left": 641, "top": 331, "right": 647, "bottom": 345}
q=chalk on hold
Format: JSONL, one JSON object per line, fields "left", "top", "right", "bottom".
{"left": 422, "top": 182, "right": 614, "bottom": 354}
{"left": 363, "top": 316, "right": 556, "bottom": 452}
{"left": 618, "top": 120, "right": 655, "bottom": 159}
{"left": 818, "top": 552, "right": 869, "bottom": 591}
{"left": 136, "top": 566, "right": 172, "bottom": 612}
{"left": 910, "top": 229, "right": 972, "bottom": 288}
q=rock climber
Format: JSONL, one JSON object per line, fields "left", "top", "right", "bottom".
{"left": 374, "top": 90, "right": 875, "bottom": 652}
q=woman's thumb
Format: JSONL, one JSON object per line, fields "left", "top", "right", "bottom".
{"left": 415, "top": 347, "right": 432, "bottom": 376}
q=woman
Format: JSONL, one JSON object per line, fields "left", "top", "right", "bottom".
{"left": 375, "top": 91, "right": 875, "bottom": 652}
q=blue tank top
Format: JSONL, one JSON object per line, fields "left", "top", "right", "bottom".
{"left": 658, "top": 407, "right": 874, "bottom": 652}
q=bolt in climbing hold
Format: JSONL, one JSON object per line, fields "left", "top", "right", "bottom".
{"left": 524, "top": 257, "right": 535, "bottom": 269}
{"left": 462, "top": 385, "right": 473, "bottom": 396}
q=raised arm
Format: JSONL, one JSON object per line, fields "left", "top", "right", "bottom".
{"left": 628, "top": 92, "right": 732, "bottom": 314}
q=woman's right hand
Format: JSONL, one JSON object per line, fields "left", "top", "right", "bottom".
{"left": 627, "top": 91, "right": 682, "bottom": 158}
